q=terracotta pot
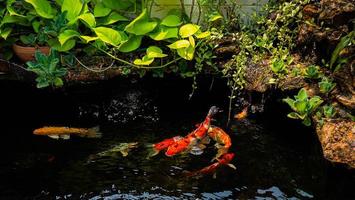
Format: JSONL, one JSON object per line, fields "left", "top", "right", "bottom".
{"left": 12, "top": 44, "right": 50, "bottom": 62}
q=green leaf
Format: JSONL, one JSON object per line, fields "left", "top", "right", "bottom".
{"left": 177, "top": 45, "right": 195, "bottom": 60}
{"left": 167, "top": 40, "right": 190, "bottom": 49}
{"left": 195, "top": 31, "right": 210, "bottom": 39}
{"left": 189, "top": 36, "right": 195, "bottom": 47}
{"left": 125, "top": 9, "right": 158, "bottom": 35}
{"left": 294, "top": 100, "right": 307, "bottom": 113}
{"left": 118, "top": 35, "right": 143, "bottom": 53}
{"left": 287, "top": 112, "right": 300, "bottom": 119}
{"left": 98, "top": 12, "right": 129, "bottom": 25}
{"left": 7, "top": 0, "right": 26, "bottom": 17}
{"left": 48, "top": 38, "right": 76, "bottom": 51}
{"left": 32, "top": 20, "right": 41, "bottom": 33}
{"left": 330, "top": 31, "right": 354, "bottom": 69}
{"left": 208, "top": 11, "right": 223, "bottom": 22}
{"left": 161, "top": 15, "right": 181, "bottom": 27}
{"left": 148, "top": 26, "right": 178, "bottom": 41}
{"left": 302, "top": 117, "right": 312, "bottom": 126}
{"left": 103, "top": 0, "right": 134, "bottom": 11}
{"left": 62, "top": 0, "right": 83, "bottom": 22}
{"left": 93, "top": 27, "right": 122, "bottom": 46}
{"left": 283, "top": 97, "right": 295, "bottom": 110}
{"left": 179, "top": 24, "right": 200, "bottom": 38}
{"left": 58, "top": 30, "right": 80, "bottom": 45}
{"left": 94, "top": 3, "right": 111, "bottom": 17}
{"left": 78, "top": 13, "right": 96, "bottom": 28}
{"left": 309, "top": 96, "right": 323, "bottom": 112}
{"left": 0, "top": 27, "right": 12, "bottom": 39}
{"left": 134, "top": 55, "right": 154, "bottom": 65}
{"left": 80, "top": 36, "right": 99, "bottom": 43}
{"left": 25, "top": 0, "right": 55, "bottom": 19}
{"left": 1, "top": 15, "right": 29, "bottom": 26}
{"left": 53, "top": 77, "right": 64, "bottom": 87}
{"left": 296, "top": 88, "right": 308, "bottom": 101}
{"left": 147, "top": 46, "right": 167, "bottom": 58}
{"left": 37, "top": 81, "right": 50, "bottom": 88}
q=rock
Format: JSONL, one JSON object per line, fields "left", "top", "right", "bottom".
{"left": 316, "top": 120, "right": 355, "bottom": 168}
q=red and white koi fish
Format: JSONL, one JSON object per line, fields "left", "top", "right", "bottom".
{"left": 33, "top": 126, "right": 102, "bottom": 140}
{"left": 147, "top": 136, "right": 183, "bottom": 157}
{"left": 192, "top": 106, "right": 220, "bottom": 139}
{"left": 185, "top": 153, "right": 236, "bottom": 178}
{"left": 165, "top": 134, "right": 197, "bottom": 157}
{"left": 208, "top": 126, "right": 232, "bottom": 160}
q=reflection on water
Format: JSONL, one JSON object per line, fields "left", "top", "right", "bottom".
{"left": 0, "top": 79, "right": 354, "bottom": 199}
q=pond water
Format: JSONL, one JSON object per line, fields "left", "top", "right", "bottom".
{"left": 0, "top": 78, "right": 354, "bottom": 199}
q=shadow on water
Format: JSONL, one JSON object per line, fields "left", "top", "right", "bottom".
{"left": 0, "top": 77, "right": 354, "bottom": 200}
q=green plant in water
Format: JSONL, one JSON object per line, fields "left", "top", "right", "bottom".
{"left": 318, "top": 77, "right": 336, "bottom": 94}
{"left": 283, "top": 88, "right": 323, "bottom": 126}
{"left": 26, "top": 49, "right": 67, "bottom": 88}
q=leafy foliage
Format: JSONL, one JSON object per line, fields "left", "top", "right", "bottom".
{"left": 26, "top": 49, "right": 67, "bottom": 88}
{"left": 283, "top": 88, "right": 323, "bottom": 126}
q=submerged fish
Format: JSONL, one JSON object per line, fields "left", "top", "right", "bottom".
{"left": 165, "top": 134, "right": 197, "bottom": 157}
{"left": 208, "top": 126, "right": 232, "bottom": 160}
{"left": 147, "top": 136, "right": 183, "bottom": 158}
{"left": 33, "top": 126, "right": 102, "bottom": 140}
{"left": 234, "top": 106, "right": 248, "bottom": 120}
{"left": 192, "top": 106, "right": 220, "bottom": 139}
{"left": 185, "top": 153, "right": 236, "bottom": 178}
{"left": 97, "top": 142, "right": 139, "bottom": 157}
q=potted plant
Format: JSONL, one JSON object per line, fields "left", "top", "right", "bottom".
{"left": 0, "top": 0, "right": 61, "bottom": 62}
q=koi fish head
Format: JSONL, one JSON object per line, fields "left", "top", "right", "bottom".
{"left": 208, "top": 106, "right": 220, "bottom": 117}
{"left": 33, "top": 128, "right": 45, "bottom": 135}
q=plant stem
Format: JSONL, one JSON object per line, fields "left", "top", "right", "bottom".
{"left": 97, "top": 48, "right": 182, "bottom": 69}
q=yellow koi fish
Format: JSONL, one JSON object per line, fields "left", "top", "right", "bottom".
{"left": 33, "top": 126, "right": 102, "bottom": 140}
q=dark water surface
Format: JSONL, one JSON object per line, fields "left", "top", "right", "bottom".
{"left": 0, "top": 78, "right": 354, "bottom": 200}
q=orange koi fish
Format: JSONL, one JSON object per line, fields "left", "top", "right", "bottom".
{"left": 234, "top": 106, "right": 248, "bottom": 120}
{"left": 192, "top": 106, "right": 220, "bottom": 139}
{"left": 33, "top": 126, "right": 102, "bottom": 140}
{"left": 185, "top": 153, "right": 236, "bottom": 178}
{"left": 165, "top": 134, "right": 197, "bottom": 157}
{"left": 147, "top": 136, "right": 183, "bottom": 157}
{"left": 208, "top": 126, "right": 232, "bottom": 160}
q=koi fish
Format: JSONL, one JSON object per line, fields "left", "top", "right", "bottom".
{"left": 234, "top": 106, "right": 248, "bottom": 120}
{"left": 192, "top": 106, "right": 220, "bottom": 139}
{"left": 33, "top": 126, "right": 102, "bottom": 140}
{"left": 165, "top": 134, "right": 197, "bottom": 157}
{"left": 208, "top": 126, "right": 232, "bottom": 160}
{"left": 147, "top": 136, "right": 183, "bottom": 157}
{"left": 185, "top": 153, "right": 236, "bottom": 178}
{"left": 97, "top": 142, "right": 139, "bottom": 157}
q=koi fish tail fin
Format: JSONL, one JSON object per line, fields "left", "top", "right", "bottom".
{"left": 86, "top": 126, "right": 103, "bottom": 138}
{"left": 145, "top": 144, "right": 160, "bottom": 158}
{"left": 182, "top": 170, "right": 197, "bottom": 177}
{"left": 227, "top": 163, "right": 237, "bottom": 170}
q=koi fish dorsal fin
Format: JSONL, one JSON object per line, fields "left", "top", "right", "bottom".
{"left": 85, "top": 126, "right": 102, "bottom": 138}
